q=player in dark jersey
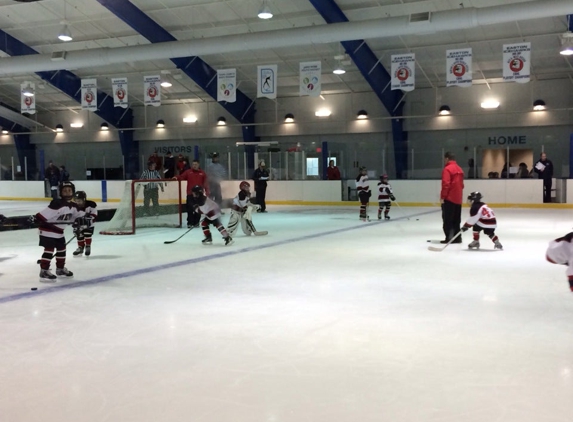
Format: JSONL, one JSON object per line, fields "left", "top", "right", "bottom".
{"left": 35, "top": 182, "right": 87, "bottom": 282}
{"left": 72, "top": 191, "right": 98, "bottom": 257}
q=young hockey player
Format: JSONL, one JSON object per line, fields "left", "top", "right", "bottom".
{"left": 461, "top": 191, "right": 503, "bottom": 250}
{"left": 35, "top": 181, "right": 88, "bottom": 282}
{"left": 355, "top": 166, "right": 371, "bottom": 221}
{"left": 227, "top": 181, "right": 267, "bottom": 237}
{"left": 545, "top": 232, "right": 573, "bottom": 293}
{"left": 72, "top": 191, "right": 98, "bottom": 257}
{"left": 377, "top": 174, "right": 396, "bottom": 220}
{"left": 189, "top": 185, "right": 234, "bottom": 246}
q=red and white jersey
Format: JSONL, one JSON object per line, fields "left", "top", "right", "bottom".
{"left": 546, "top": 233, "right": 573, "bottom": 288}
{"left": 465, "top": 202, "right": 497, "bottom": 229}
{"left": 355, "top": 175, "right": 370, "bottom": 195}
{"left": 232, "top": 191, "right": 251, "bottom": 212}
{"left": 83, "top": 200, "right": 98, "bottom": 221}
{"left": 36, "top": 199, "right": 85, "bottom": 239}
{"left": 198, "top": 197, "right": 221, "bottom": 221}
{"left": 377, "top": 182, "right": 393, "bottom": 202}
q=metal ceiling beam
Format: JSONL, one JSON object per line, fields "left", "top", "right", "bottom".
{"left": 96, "top": 0, "right": 256, "bottom": 146}
{"left": 308, "top": 0, "right": 407, "bottom": 178}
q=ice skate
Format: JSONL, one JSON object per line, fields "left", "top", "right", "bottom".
{"left": 494, "top": 240, "right": 503, "bottom": 250}
{"left": 56, "top": 267, "right": 73, "bottom": 277}
{"left": 39, "top": 269, "right": 57, "bottom": 283}
{"left": 72, "top": 247, "right": 84, "bottom": 256}
{"left": 202, "top": 236, "right": 213, "bottom": 245}
{"left": 468, "top": 240, "right": 480, "bottom": 250}
{"left": 385, "top": 215, "right": 390, "bottom": 220}
{"left": 224, "top": 236, "right": 234, "bottom": 246}
{"left": 84, "top": 245, "right": 91, "bottom": 256}
{"left": 377, "top": 214, "right": 382, "bottom": 220}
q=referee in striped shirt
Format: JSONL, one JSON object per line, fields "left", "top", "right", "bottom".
{"left": 140, "top": 161, "right": 164, "bottom": 216}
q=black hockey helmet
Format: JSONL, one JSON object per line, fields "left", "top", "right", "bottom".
{"left": 467, "top": 191, "right": 483, "bottom": 203}
{"left": 74, "top": 191, "right": 87, "bottom": 201}
{"left": 59, "top": 181, "right": 75, "bottom": 200}
{"left": 359, "top": 166, "right": 367, "bottom": 173}
{"left": 191, "top": 185, "right": 206, "bottom": 205}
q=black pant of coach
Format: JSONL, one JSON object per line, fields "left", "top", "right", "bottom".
{"left": 442, "top": 200, "right": 462, "bottom": 243}
{"left": 255, "top": 183, "right": 267, "bottom": 212}
{"left": 543, "top": 178, "right": 552, "bottom": 203}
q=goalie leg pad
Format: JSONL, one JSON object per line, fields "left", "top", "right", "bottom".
{"left": 227, "top": 210, "right": 241, "bottom": 237}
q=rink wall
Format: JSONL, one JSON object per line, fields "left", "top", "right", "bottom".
{"left": 0, "top": 179, "right": 567, "bottom": 207}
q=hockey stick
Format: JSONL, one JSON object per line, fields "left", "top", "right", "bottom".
{"left": 428, "top": 231, "right": 462, "bottom": 252}
{"left": 246, "top": 219, "right": 268, "bottom": 236}
{"left": 392, "top": 200, "right": 410, "bottom": 220}
{"left": 164, "top": 226, "right": 195, "bottom": 244}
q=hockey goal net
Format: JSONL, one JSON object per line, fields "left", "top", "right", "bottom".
{"left": 100, "top": 179, "right": 183, "bottom": 235}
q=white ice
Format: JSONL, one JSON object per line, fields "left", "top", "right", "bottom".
{"left": 1, "top": 203, "right": 572, "bottom": 422}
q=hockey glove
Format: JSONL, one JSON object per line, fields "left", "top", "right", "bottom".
{"left": 390, "top": 195, "right": 396, "bottom": 201}
{"left": 461, "top": 226, "right": 470, "bottom": 232}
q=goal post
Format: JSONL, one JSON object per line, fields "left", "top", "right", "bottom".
{"left": 100, "top": 179, "right": 183, "bottom": 235}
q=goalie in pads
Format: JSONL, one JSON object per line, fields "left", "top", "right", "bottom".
{"left": 227, "top": 181, "right": 267, "bottom": 237}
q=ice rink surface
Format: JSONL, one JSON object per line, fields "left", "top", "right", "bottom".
{"left": 1, "top": 203, "right": 573, "bottom": 422}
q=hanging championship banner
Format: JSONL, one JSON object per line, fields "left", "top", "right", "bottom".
{"left": 20, "top": 82, "right": 36, "bottom": 115}
{"left": 257, "top": 65, "right": 277, "bottom": 99}
{"left": 446, "top": 48, "right": 472, "bottom": 87}
{"left": 217, "top": 69, "right": 236, "bottom": 103}
{"left": 391, "top": 54, "right": 415, "bottom": 91}
{"left": 81, "top": 79, "right": 97, "bottom": 111}
{"left": 112, "top": 77, "right": 128, "bottom": 108}
{"left": 503, "top": 43, "right": 531, "bottom": 83}
{"left": 144, "top": 75, "right": 161, "bottom": 107}
{"left": 299, "top": 61, "right": 321, "bottom": 97}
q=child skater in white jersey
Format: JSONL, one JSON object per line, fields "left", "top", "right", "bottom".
{"left": 72, "top": 191, "right": 98, "bottom": 257}
{"left": 546, "top": 232, "right": 573, "bottom": 293}
{"left": 461, "top": 191, "right": 503, "bottom": 250}
{"left": 377, "top": 174, "right": 396, "bottom": 220}
{"left": 189, "top": 185, "right": 233, "bottom": 246}
{"left": 355, "top": 166, "right": 371, "bottom": 221}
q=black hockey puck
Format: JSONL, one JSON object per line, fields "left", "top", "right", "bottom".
{"left": 31, "top": 287, "right": 38, "bottom": 291}
{"left": 416, "top": 219, "right": 419, "bottom": 221}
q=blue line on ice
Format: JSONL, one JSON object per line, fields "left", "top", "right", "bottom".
{"left": 0, "top": 209, "right": 437, "bottom": 304}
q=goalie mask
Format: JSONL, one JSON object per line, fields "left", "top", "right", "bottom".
{"left": 59, "top": 181, "right": 76, "bottom": 201}
{"left": 239, "top": 181, "right": 251, "bottom": 192}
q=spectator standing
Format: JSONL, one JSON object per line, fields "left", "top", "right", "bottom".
{"left": 440, "top": 152, "right": 464, "bottom": 244}
{"left": 253, "top": 160, "right": 270, "bottom": 213}
{"left": 164, "top": 151, "right": 176, "bottom": 178}
{"left": 517, "top": 163, "right": 530, "bottom": 178}
{"left": 206, "top": 152, "right": 227, "bottom": 209}
{"left": 45, "top": 161, "right": 60, "bottom": 200}
{"left": 326, "top": 160, "right": 341, "bottom": 180}
{"left": 59, "top": 165, "right": 70, "bottom": 182}
{"left": 175, "top": 160, "right": 209, "bottom": 227}
{"left": 176, "top": 154, "right": 186, "bottom": 175}
{"left": 534, "top": 152, "right": 554, "bottom": 203}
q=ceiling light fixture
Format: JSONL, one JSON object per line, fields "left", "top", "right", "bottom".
{"left": 284, "top": 113, "right": 294, "bottom": 123}
{"left": 438, "top": 105, "right": 451, "bottom": 116}
{"left": 357, "top": 110, "right": 368, "bottom": 119}
{"left": 480, "top": 100, "right": 500, "bottom": 109}
{"left": 160, "top": 71, "right": 173, "bottom": 88}
{"left": 333, "top": 65, "right": 346, "bottom": 75}
{"left": 70, "top": 122, "right": 83, "bottom": 128}
{"left": 183, "top": 116, "right": 198, "bottom": 123}
{"left": 101, "top": 122, "right": 109, "bottom": 131}
{"left": 560, "top": 31, "right": 573, "bottom": 56}
{"left": 156, "top": 119, "right": 165, "bottom": 128}
{"left": 257, "top": 0, "right": 273, "bottom": 19}
{"left": 533, "top": 99, "right": 546, "bottom": 111}
{"left": 1, "top": 129, "right": 9, "bottom": 135}
{"left": 217, "top": 117, "right": 227, "bottom": 126}
{"left": 22, "top": 84, "right": 34, "bottom": 97}
{"left": 315, "top": 109, "right": 332, "bottom": 117}
{"left": 55, "top": 124, "right": 64, "bottom": 132}
{"left": 58, "top": 24, "right": 72, "bottom": 42}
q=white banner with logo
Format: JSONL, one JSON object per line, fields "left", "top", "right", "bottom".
{"left": 299, "top": 61, "right": 321, "bottom": 97}
{"left": 503, "top": 43, "right": 531, "bottom": 83}
{"left": 144, "top": 75, "right": 161, "bottom": 107}
{"left": 257, "top": 64, "right": 277, "bottom": 99}
{"left": 20, "top": 82, "right": 36, "bottom": 115}
{"left": 112, "top": 77, "right": 128, "bottom": 108}
{"left": 391, "top": 54, "right": 415, "bottom": 91}
{"left": 217, "top": 69, "right": 236, "bottom": 103}
{"left": 446, "top": 48, "right": 472, "bottom": 87}
{"left": 81, "top": 78, "right": 97, "bottom": 111}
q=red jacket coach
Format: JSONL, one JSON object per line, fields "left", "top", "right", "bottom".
{"left": 440, "top": 152, "right": 464, "bottom": 243}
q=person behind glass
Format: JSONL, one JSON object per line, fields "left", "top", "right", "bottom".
{"left": 148, "top": 152, "right": 162, "bottom": 172}
{"left": 327, "top": 160, "right": 341, "bottom": 180}
{"left": 517, "top": 162, "right": 530, "bottom": 178}
{"left": 174, "top": 159, "right": 209, "bottom": 227}
{"left": 534, "top": 152, "right": 554, "bottom": 203}
{"left": 59, "top": 165, "right": 70, "bottom": 182}
{"left": 253, "top": 160, "right": 269, "bottom": 213}
{"left": 176, "top": 154, "right": 186, "bottom": 175}
{"left": 45, "top": 161, "right": 60, "bottom": 200}
{"left": 440, "top": 152, "right": 464, "bottom": 244}
{"left": 163, "top": 151, "right": 175, "bottom": 178}
{"left": 206, "top": 152, "right": 227, "bottom": 209}
{"left": 140, "top": 161, "right": 164, "bottom": 216}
